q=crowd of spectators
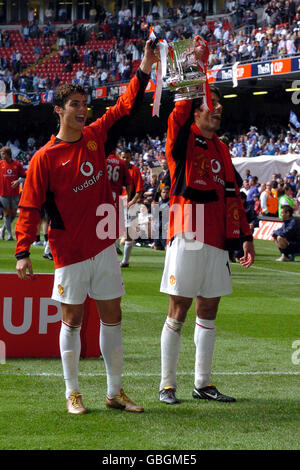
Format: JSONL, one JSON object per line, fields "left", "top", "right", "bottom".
{"left": 0, "top": 131, "right": 168, "bottom": 192}
{"left": 226, "top": 122, "right": 300, "bottom": 157}
{"left": 1, "top": 1, "right": 300, "bottom": 165}
{"left": 1, "top": 1, "right": 300, "bottom": 94}
{"left": 239, "top": 167, "right": 300, "bottom": 219}
{"left": 208, "top": 1, "right": 300, "bottom": 67}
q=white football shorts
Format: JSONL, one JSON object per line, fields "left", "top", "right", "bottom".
{"left": 160, "top": 234, "right": 233, "bottom": 298}
{"left": 52, "top": 244, "right": 125, "bottom": 304}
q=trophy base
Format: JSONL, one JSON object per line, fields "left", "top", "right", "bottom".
{"left": 174, "top": 88, "right": 204, "bottom": 102}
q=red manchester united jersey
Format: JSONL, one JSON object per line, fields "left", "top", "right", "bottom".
{"left": 166, "top": 100, "right": 251, "bottom": 250}
{"left": 0, "top": 159, "right": 26, "bottom": 197}
{"left": 15, "top": 70, "right": 149, "bottom": 268}
{"left": 106, "top": 154, "right": 132, "bottom": 199}
{"left": 122, "top": 163, "right": 144, "bottom": 199}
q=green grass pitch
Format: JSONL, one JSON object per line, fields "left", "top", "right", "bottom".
{"left": 0, "top": 236, "right": 299, "bottom": 450}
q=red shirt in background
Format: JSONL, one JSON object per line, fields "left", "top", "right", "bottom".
{"left": 0, "top": 159, "right": 26, "bottom": 197}
{"left": 106, "top": 154, "right": 132, "bottom": 200}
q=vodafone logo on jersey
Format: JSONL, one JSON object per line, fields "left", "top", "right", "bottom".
{"left": 73, "top": 160, "right": 103, "bottom": 193}
{"left": 211, "top": 158, "right": 225, "bottom": 186}
{"left": 80, "top": 161, "right": 94, "bottom": 177}
{"left": 211, "top": 159, "right": 221, "bottom": 174}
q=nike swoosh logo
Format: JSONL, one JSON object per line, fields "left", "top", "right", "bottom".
{"left": 62, "top": 160, "right": 70, "bottom": 166}
{"left": 204, "top": 392, "right": 218, "bottom": 399}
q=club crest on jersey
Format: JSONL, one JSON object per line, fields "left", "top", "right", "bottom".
{"left": 169, "top": 275, "right": 176, "bottom": 286}
{"left": 228, "top": 200, "right": 240, "bottom": 225}
{"left": 87, "top": 140, "right": 98, "bottom": 151}
{"left": 193, "top": 153, "right": 210, "bottom": 178}
{"left": 58, "top": 284, "right": 64, "bottom": 296}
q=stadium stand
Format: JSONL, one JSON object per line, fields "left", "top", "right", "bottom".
{"left": 1, "top": 1, "right": 300, "bottom": 203}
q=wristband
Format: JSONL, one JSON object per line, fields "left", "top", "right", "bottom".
{"left": 15, "top": 250, "right": 30, "bottom": 260}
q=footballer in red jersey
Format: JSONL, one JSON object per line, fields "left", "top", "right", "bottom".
{"left": 106, "top": 151, "right": 132, "bottom": 252}
{"left": 106, "top": 151, "right": 132, "bottom": 204}
{"left": 119, "top": 148, "right": 144, "bottom": 267}
{"left": 158, "top": 87, "right": 255, "bottom": 407}
{"left": 0, "top": 146, "right": 26, "bottom": 241}
{"left": 15, "top": 40, "right": 159, "bottom": 415}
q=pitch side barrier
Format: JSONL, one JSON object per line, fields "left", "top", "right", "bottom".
{"left": 254, "top": 214, "right": 300, "bottom": 257}
{"left": 0, "top": 273, "right": 100, "bottom": 358}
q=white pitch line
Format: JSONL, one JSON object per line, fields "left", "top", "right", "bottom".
{"left": 0, "top": 371, "right": 300, "bottom": 377}
{"left": 237, "top": 265, "right": 300, "bottom": 276}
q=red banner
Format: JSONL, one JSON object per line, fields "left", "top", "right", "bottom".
{"left": 271, "top": 58, "right": 291, "bottom": 75}
{"left": 254, "top": 220, "right": 283, "bottom": 241}
{"left": 0, "top": 273, "right": 100, "bottom": 358}
{"left": 95, "top": 86, "right": 107, "bottom": 99}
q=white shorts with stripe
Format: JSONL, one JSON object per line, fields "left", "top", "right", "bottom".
{"left": 52, "top": 244, "right": 125, "bottom": 305}
{"left": 160, "top": 234, "right": 233, "bottom": 299}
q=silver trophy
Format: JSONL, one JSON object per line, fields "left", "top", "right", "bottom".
{"left": 165, "top": 37, "right": 207, "bottom": 101}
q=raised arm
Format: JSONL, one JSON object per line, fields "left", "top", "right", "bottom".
{"left": 91, "top": 39, "right": 159, "bottom": 146}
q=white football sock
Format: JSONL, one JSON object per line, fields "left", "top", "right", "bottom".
{"left": 160, "top": 317, "right": 184, "bottom": 391}
{"left": 59, "top": 321, "right": 81, "bottom": 399}
{"left": 4, "top": 216, "right": 12, "bottom": 238}
{"left": 100, "top": 321, "right": 123, "bottom": 398}
{"left": 122, "top": 241, "right": 133, "bottom": 264}
{"left": 194, "top": 318, "right": 216, "bottom": 389}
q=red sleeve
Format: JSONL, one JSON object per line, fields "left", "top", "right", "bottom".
{"left": 219, "top": 140, "right": 252, "bottom": 238}
{"left": 18, "top": 150, "right": 49, "bottom": 211}
{"left": 15, "top": 150, "right": 49, "bottom": 256}
{"left": 15, "top": 208, "right": 41, "bottom": 256}
{"left": 165, "top": 100, "right": 193, "bottom": 160}
{"left": 17, "top": 161, "right": 27, "bottom": 179}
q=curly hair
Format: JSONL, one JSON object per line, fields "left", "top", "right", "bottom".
{"left": 53, "top": 83, "right": 87, "bottom": 108}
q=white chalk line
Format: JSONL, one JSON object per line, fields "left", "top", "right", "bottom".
{"left": 235, "top": 264, "right": 300, "bottom": 276}
{"left": 0, "top": 371, "right": 299, "bottom": 377}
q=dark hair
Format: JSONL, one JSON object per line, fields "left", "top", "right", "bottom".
{"left": 284, "top": 183, "right": 292, "bottom": 192}
{"left": 210, "top": 85, "right": 221, "bottom": 100}
{"left": 53, "top": 83, "right": 86, "bottom": 108}
{"left": 122, "top": 148, "right": 131, "bottom": 154}
{"left": 281, "top": 205, "right": 293, "bottom": 216}
{"left": 192, "top": 86, "right": 222, "bottom": 112}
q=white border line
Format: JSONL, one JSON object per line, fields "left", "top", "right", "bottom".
{"left": 237, "top": 265, "right": 300, "bottom": 276}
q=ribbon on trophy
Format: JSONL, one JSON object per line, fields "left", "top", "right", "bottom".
{"left": 194, "top": 35, "right": 213, "bottom": 112}
{"left": 149, "top": 29, "right": 168, "bottom": 117}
